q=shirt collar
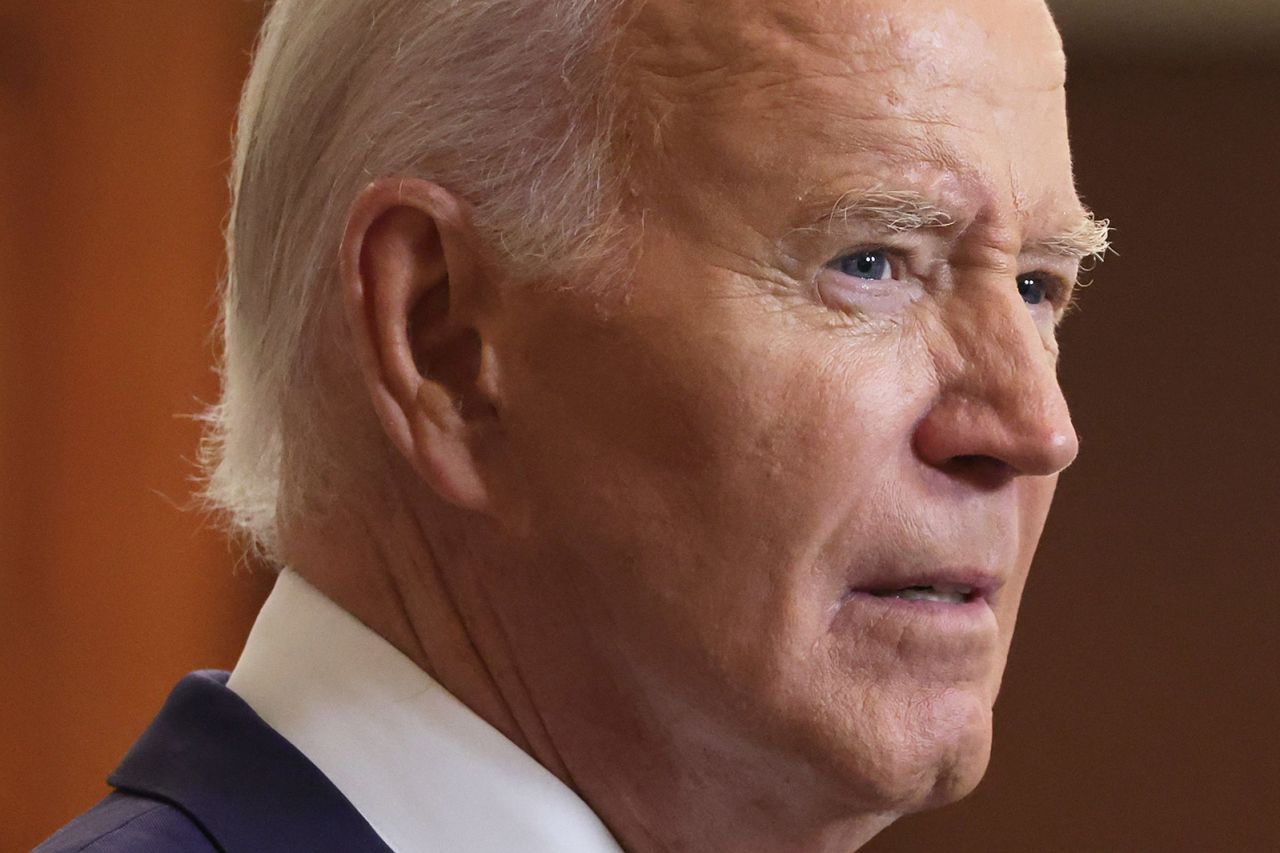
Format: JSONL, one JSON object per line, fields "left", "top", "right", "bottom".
{"left": 227, "top": 570, "right": 624, "bottom": 853}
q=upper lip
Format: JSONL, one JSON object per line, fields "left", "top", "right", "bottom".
{"left": 850, "top": 568, "right": 1005, "bottom": 602}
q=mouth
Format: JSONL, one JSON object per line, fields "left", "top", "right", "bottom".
{"left": 834, "top": 570, "right": 1005, "bottom": 665}
{"left": 865, "top": 583, "right": 978, "bottom": 605}
{"left": 846, "top": 569, "right": 1003, "bottom": 610}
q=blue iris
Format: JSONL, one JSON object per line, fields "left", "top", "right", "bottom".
{"left": 839, "top": 249, "right": 890, "bottom": 280}
{"left": 1017, "top": 274, "right": 1046, "bottom": 305}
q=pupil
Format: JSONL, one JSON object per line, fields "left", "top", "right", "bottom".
{"left": 1018, "top": 275, "right": 1044, "bottom": 305}
{"left": 844, "top": 250, "right": 887, "bottom": 280}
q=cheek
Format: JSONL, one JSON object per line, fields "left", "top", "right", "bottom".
{"left": 504, "top": 291, "right": 927, "bottom": 621}
{"left": 994, "top": 475, "right": 1059, "bottom": 625}
{"left": 628, "top": 324, "right": 924, "bottom": 561}
{"left": 624, "top": 345, "right": 940, "bottom": 718}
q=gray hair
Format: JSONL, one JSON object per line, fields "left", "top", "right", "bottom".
{"left": 200, "top": 0, "right": 630, "bottom": 559}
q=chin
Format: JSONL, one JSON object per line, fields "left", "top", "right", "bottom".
{"left": 909, "top": 714, "right": 993, "bottom": 813}
{"left": 815, "top": 682, "right": 996, "bottom": 817}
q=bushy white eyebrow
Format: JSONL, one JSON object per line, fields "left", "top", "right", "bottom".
{"left": 821, "top": 189, "right": 956, "bottom": 233}
{"left": 802, "top": 188, "right": 1111, "bottom": 265}
{"left": 1037, "top": 214, "right": 1112, "bottom": 264}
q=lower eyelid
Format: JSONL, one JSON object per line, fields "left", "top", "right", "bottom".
{"left": 814, "top": 267, "right": 924, "bottom": 311}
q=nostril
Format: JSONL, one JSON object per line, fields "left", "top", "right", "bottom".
{"left": 913, "top": 392, "right": 1077, "bottom": 479}
{"left": 942, "top": 454, "right": 1016, "bottom": 491}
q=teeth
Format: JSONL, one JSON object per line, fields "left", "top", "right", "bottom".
{"left": 871, "top": 584, "right": 974, "bottom": 604}
{"left": 894, "top": 588, "right": 965, "bottom": 604}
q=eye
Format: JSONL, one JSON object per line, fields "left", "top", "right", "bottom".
{"left": 833, "top": 248, "right": 892, "bottom": 281}
{"left": 1017, "top": 272, "right": 1049, "bottom": 306}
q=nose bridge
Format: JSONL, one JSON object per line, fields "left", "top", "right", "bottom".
{"left": 955, "top": 288, "right": 1057, "bottom": 409}
{"left": 930, "top": 282, "right": 1079, "bottom": 476}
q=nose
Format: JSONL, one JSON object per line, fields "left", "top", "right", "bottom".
{"left": 913, "top": 284, "right": 1080, "bottom": 484}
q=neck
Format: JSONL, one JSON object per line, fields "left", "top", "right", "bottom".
{"left": 542, "top": 691, "right": 899, "bottom": 852}
{"left": 277, "top": 476, "right": 572, "bottom": 782}
{"left": 277, "top": 481, "right": 896, "bottom": 853}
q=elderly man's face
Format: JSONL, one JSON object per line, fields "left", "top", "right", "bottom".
{"left": 482, "top": 0, "right": 1084, "bottom": 826}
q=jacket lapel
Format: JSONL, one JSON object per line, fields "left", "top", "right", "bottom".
{"left": 110, "top": 670, "right": 394, "bottom": 853}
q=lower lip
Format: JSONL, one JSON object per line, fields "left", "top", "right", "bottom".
{"left": 836, "top": 590, "right": 998, "bottom": 635}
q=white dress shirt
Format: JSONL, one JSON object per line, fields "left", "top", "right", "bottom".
{"left": 227, "top": 570, "right": 624, "bottom": 853}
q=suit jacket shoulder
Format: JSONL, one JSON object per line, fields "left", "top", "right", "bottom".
{"left": 34, "top": 670, "right": 392, "bottom": 853}
{"left": 34, "top": 791, "right": 214, "bottom": 852}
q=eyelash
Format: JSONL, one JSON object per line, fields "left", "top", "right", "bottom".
{"left": 1020, "top": 271, "right": 1074, "bottom": 310}
{"left": 829, "top": 246, "right": 1076, "bottom": 311}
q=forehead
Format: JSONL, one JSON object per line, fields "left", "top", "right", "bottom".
{"left": 624, "top": 0, "right": 1064, "bottom": 78}
{"left": 618, "top": 0, "right": 1077, "bottom": 237}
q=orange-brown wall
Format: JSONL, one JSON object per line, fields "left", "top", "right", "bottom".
{"left": 0, "top": 4, "right": 272, "bottom": 850}
{"left": 2, "top": 7, "right": 1276, "bottom": 851}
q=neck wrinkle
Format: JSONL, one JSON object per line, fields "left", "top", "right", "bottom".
{"left": 279, "top": 474, "right": 574, "bottom": 786}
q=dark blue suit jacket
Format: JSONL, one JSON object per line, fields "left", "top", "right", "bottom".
{"left": 35, "top": 670, "right": 393, "bottom": 852}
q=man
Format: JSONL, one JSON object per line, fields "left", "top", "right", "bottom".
{"left": 40, "top": 0, "right": 1108, "bottom": 850}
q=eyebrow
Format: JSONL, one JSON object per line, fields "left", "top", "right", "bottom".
{"left": 816, "top": 189, "right": 957, "bottom": 234}
{"left": 801, "top": 188, "right": 1112, "bottom": 264}
{"left": 1035, "top": 214, "right": 1112, "bottom": 264}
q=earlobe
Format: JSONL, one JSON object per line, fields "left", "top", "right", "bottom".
{"left": 408, "top": 381, "right": 491, "bottom": 510}
{"left": 340, "top": 178, "right": 498, "bottom": 513}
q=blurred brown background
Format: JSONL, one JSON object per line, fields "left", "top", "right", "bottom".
{"left": 1, "top": 2, "right": 1276, "bottom": 851}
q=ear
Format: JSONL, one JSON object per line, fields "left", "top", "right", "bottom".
{"left": 340, "top": 177, "right": 499, "bottom": 513}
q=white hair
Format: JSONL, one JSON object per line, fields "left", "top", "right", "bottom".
{"left": 200, "top": 0, "right": 630, "bottom": 560}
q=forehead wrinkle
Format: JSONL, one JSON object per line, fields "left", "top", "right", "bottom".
{"left": 620, "top": 0, "right": 1070, "bottom": 105}
{"left": 619, "top": 0, "right": 1068, "bottom": 148}
{"left": 616, "top": 0, "right": 1079, "bottom": 248}
{"left": 620, "top": 0, "right": 956, "bottom": 106}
